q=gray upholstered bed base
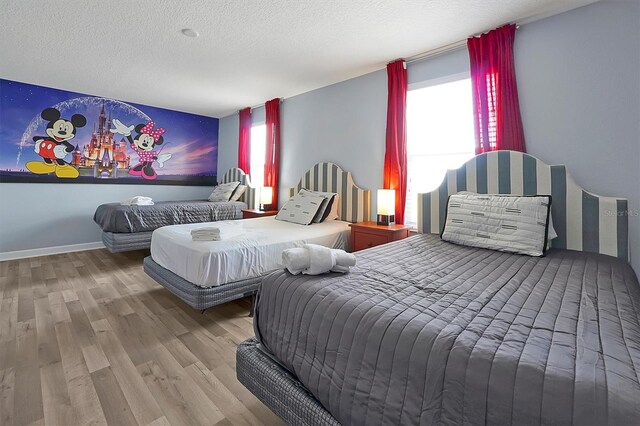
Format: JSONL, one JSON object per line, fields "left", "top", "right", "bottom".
{"left": 143, "top": 256, "right": 261, "bottom": 310}
{"left": 102, "top": 231, "right": 153, "bottom": 252}
{"left": 237, "top": 338, "right": 340, "bottom": 426}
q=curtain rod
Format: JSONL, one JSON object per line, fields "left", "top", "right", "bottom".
{"left": 234, "top": 98, "right": 284, "bottom": 114}
{"left": 404, "top": 24, "right": 520, "bottom": 65}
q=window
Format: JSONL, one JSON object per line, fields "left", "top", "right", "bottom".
{"left": 250, "top": 124, "right": 266, "bottom": 188}
{"left": 405, "top": 76, "right": 476, "bottom": 227}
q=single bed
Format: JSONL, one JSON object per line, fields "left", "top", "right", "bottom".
{"left": 94, "top": 167, "right": 256, "bottom": 252}
{"left": 144, "top": 162, "right": 371, "bottom": 310}
{"left": 237, "top": 151, "right": 639, "bottom": 426}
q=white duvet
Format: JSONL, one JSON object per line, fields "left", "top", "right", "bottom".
{"left": 150, "top": 216, "right": 351, "bottom": 287}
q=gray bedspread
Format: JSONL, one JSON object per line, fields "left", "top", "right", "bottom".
{"left": 93, "top": 200, "right": 246, "bottom": 232}
{"left": 254, "top": 234, "right": 640, "bottom": 425}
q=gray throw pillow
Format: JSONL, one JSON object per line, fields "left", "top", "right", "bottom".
{"left": 208, "top": 181, "right": 240, "bottom": 202}
{"left": 275, "top": 192, "right": 326, "bottom": 225}
{"left": 299, "top": 189, "right": 338, "bottom": 223}
{"left": 230, "top": 184, "right": 247, "bottom": 202}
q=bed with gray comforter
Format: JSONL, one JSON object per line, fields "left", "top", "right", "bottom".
{"left": 94, "top": 200, "right": 246, "bottom": 233}
{"left": 94, "top": 200, "right": 246, "bottom": 252}
{"left": 251, "top": 234, "right": 640, "bottom": 425}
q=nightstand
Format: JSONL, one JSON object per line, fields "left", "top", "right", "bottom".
{"left": 349, "top": 221, "right": 412, "bottom": 252}
{"left": 242, "top": 209, "right": 278, "bottom": 219}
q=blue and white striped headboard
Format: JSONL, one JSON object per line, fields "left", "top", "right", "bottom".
{"left": 219, "top": 168, "right": 257, "bottom": 209}
{"left": 418, "top": 150, "right": 629, "bottom": 261}
{"left": 289, "top": 162, "right": 371, "bottom": 223}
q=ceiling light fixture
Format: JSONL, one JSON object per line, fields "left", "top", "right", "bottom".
{"left": 181, "top": 28, "right": 199, "bottom": 38}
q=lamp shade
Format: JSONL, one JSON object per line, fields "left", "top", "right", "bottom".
{"left": 377, "top": 189, "right": 395, "bottom": 216}
{"left": 260, "top": 187, "right": 273, "bottom": 205}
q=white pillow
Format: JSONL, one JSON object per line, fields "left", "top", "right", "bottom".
{"left": 230, "top": 184, "right": 247, "bottom": 202}
{"left": 441, "top": 192, "right": 552, "bottom": 257}
{"left": 275, "top": 192, "right": 326, "bottom": 225}
{"left": 208, "top": 181, "right": 240, "bottom": 202}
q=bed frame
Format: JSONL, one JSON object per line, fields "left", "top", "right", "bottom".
{"left": 144, "top": 162, "right": 370, "bottom": 311}
{"left": 101, "top": 167, "right": 256, "bottom": 252}
{"left": 143, "top": 257, "right": 262, "bottom": 311}
{"left": 237, "top": 150, "right": 632, "bottom": 425}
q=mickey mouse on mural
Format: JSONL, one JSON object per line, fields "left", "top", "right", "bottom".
{"left": 110, "top": 119, "right": 172, "bottom": 180}
{"left": 26, "top": 107, "right": 87, "bottom": 178}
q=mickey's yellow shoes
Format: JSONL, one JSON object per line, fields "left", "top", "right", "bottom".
{"left": 55, "top": 164, "right": 80, "bottom": 178}
{"left": 26, "top": 161, "right": 56, "bottom": 174}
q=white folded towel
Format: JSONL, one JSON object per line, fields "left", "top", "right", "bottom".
{"left": 282, "top": 244, "right": 356, "bottom": 275}
{"left": 190, "top": 223, "right": 245, "bottom": 241}
{"left": 121, "top": 196, "right": 154, "bottom": 206}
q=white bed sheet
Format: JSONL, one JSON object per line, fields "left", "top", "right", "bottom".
{"left": 150, "top": 216, "right": 351, "bottom": 288}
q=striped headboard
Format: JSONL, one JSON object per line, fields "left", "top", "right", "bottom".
{"left": 288, "top": 162, "right": 371, "bottom": 223}
{"left": 418, "top": 150, "right": 629, "bottom": 261}
{"left": 219, "top": 168, "right": 257, "bottom": 209}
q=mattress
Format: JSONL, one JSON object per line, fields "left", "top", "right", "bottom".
{"left": 150, "top": 217, "right": 351, "bottom": 288}
{"left": 254, "top": 234, "right": 640, "bottom": 426}
{"left": 93, "top": 200, "right": 246, "bottom": 233}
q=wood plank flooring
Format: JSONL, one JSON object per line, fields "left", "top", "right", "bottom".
{"left": 0, "top": 249, "right": 284, "bottom": 426}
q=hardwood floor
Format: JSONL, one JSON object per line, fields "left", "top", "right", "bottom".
{"left": 0, "top": 249, "right": 284, "bottom": 426}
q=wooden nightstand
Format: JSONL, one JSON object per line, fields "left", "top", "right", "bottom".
{"left": 242, "top": 209, "right": 278, "bottom": 219}
{"left": 349, "top": 221, "right": 412, "bottom": 252}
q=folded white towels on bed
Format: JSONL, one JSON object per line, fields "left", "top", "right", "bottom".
{"left": 121, "top": 196, "right": 154, "bottom": 206}
{"left": 282, "top": 244, "right": 356, "bottom": 275}
{"left": 190, "top": 223, "right": 245, "bottom": 241}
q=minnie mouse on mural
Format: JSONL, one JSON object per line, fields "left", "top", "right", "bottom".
{"left": 110, "top": 119, "right": 172, "bottom": 180}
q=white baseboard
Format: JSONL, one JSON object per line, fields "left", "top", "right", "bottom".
{"left": 0, "top": 241, "right": 106, "bottom": 262}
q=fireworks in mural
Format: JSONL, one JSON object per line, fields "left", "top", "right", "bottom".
{"left": 0, "top": 79, "right": 219, "bottom": 185}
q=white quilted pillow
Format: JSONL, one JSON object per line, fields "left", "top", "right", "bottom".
{"left": 441, "top": 192, "right": 552, "bottom": 257}
{"left": 208, "top": 181, "right": 240, "bottom": 202}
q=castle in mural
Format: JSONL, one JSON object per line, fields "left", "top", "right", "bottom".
{"left": 70, "top": 101, "right": 131, "bottom": 178}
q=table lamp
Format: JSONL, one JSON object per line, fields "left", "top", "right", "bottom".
{"left": 260, "top": 186, "right": 273, "bottom": 211}
{"left": 377, "top": 189, "right": 395, "bottom": 226}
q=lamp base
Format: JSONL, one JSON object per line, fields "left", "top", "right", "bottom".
{"left": 376, "top": 214, "right": 395, "bottom": 226}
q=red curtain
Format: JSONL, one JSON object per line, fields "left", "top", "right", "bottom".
{"left": 468, "top": 24, "right": 526, "bottom": 154}
{"left": 383, "top": 59, "right": 408, "bottom": 224}
{"left": 264, "top": 98, "right": 281, "bottom": 209}
{"left": 237, "top": 107, "right": 252, "bottom": 174}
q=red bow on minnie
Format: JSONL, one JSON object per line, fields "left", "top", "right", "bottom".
{"left": 140, "top": 121, "right": 165, "bottom": 141}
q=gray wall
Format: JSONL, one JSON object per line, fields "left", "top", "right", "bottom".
{"left": 217, "top": 0, "right": 639, "bottom": 271}
{"left": 0, "top": 183, "right": 213, "bottom": 253}
{"left": 516, "top": 0, "right": 640, "bottom": 272}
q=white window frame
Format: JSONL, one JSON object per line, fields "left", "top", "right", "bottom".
{"left": 408, "top": 71, "right": 470, "bottom": 91}
{"left": 405, "top": 72, "right": 475, "bottom": 228}
{"left": 249, "top": 122, "right": 266, "bottom": 188}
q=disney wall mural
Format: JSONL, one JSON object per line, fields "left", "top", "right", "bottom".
{"left": 0, "top": 79, "right": 218, "bottom": 185}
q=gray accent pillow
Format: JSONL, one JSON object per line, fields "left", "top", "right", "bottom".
{"left": 299, "top": 189, "right": 338, "bottom": 223}
{"left": 441, "top": 192, "right": 551, "bottom": 257}
{"left": 230, "top": 184, "right": 247, "bottom": 202}
{"left": 208, "top": 181, "right": 240, "bottom": 202}
{"left": 275, "top": 192, "right": 326, "bottom": 225}
{"left": 324, "top": 193, "right": 340, "bottom": 221}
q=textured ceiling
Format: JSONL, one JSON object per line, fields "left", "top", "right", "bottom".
{"left": 1, "top": 0, "right": 596, "bottom": 118}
